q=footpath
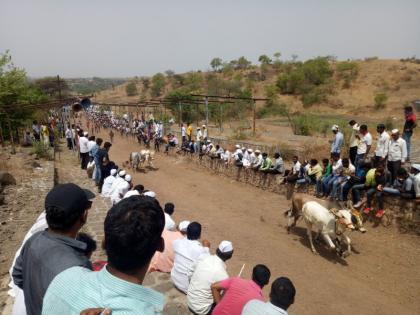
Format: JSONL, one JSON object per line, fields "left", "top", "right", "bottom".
{"left": 2, "top": 142, "right": 190, "bottom": 315}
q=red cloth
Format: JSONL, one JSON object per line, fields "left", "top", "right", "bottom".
{"left": 406, "top": 113, "right": 417, "bottom": 122}
{"left": 212, "top": 277, "right": 264, "bottom": 315}
{"left": 92, "top": 260, "right": 107, "bottom": 271}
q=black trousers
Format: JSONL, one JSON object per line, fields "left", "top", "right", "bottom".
{"left": 80, "top": 152, "right": 89, "bottom": 169}
{"left": 349, "top": 146, "right": 357, "bottom": 165}
{"left": 387, "top": 160, "right": 401, "bottom": 184}
{"left": 66, "top": 138, "right": 73, "bottom": 149}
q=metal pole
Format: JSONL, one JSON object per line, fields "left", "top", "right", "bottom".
{"left": 253, "top": 99, "right": 256, "bottom": 136}
{"left": 219, "top": 102, "right": 223, "bottom": 132}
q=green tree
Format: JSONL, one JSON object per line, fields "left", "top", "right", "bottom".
{"left": 258, "top": 55, "right": 272, "bottom": 65}
{"left": 151, "top": 73, "right": 166, "bottom": 97}
{"left": 210, "top": 58, "right": 223, "bottom": 72}
{"left": 165, "top": 70, "right": 175, "bottom": 77}
{"left": 374, "top": 93, "right": 388, "bottom": 109}
{"left": 34, "top": 76, "right": 70, "bottom": 97}
{"left": 141, "top": 78, "right": 150, "bottom": 90}
{"left": 236, "top": 56, "right": 251, "bottom": 70}
{"left": 125, "top": 81, "right": 138, "bottom": 96}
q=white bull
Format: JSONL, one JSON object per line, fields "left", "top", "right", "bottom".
{"left": 129, "top": 150, "right": 155, "bottom": 171}
{"left": 302, "top": 201, "right": 358, "bottom": 258}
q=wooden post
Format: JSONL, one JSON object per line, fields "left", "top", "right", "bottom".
{"left": 252, "top": 99, "right": 256, "bottom": 136}
{"left": 219, "top": 102, "right": 223, "bottom": 132}
{"left": 205, "top": 96, "right": 209, "bottom": 127}
{"left": 178, "top": 102, "right": 182, "bottom": 126}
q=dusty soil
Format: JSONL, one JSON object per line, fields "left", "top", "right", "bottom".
{"left": 94, "top": 128, "right": 420, "bottom": 315}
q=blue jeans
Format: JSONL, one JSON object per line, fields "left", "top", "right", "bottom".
{"left": 402, "top": 132, "right": 412, "bottom": 159}
{"left": 351, "top": 183, "right": 366, "bottom": 204}
{"left": 331, "top": 176, "right": 344, "bottom": 199}
{"left": 382, "top": 187, "right": 400, "bottom": 196}
{"left": 323, "top": 174, "right": 339, "bottom": 196}
{"left": 355, "top": 153, "right": 365, "bottom": 173}
{"left": 94, "top": 158, "right": 101, "bottom": 183}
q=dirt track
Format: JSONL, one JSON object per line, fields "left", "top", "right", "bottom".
{"left": 93, "top": 129, "right": 420, "bottom": 315}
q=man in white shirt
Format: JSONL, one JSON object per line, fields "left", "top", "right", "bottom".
{"left": 387, "top": 129, "right": 407, "bottom": 183}
{"left": 101, "top": 169, "right": 118, "bottom": 197}
{"left": 79, "top": 131, "right": 90, "bottom": 169}
{"left": 181, "top": 124, "right": 187, "bottom": 144}
{"left": 348, "top": 120, "right": 359, "bottom": 165}
{"left": 242, "top": 277, "right": 296, "bottom": 315}
{"left": 65, "top": 125, "right": 73, "bottom": 150}
{"left": 202, "top": 125, "right": 208, "bottom": 140}
{"left": 242, "top": 148, "right": 253, "bottom": 168}
{"left": 111, "top": 174, "right": 131, "bottom": 205}
{"left": 251, "top": 150, "right": 263, "bottom": 170}
{"left": 123, "top": 184, "right": 144, "bottom": 199}
{"left": 374, "top": 124, "right": 390, "bottom": 167}
{"left": 410, "top": 164, "right": 420, "bottom": 200}
{"left": 355, "top": 124, "right": 372, "bottom": 172}
{"left": 171, "top": 222, "right": 210, "bottom": 293}
{"left": 187, "top": 241, "right": 234, "bottom": 315}
{"left": 87, "top": 136, "right": 96, "bottom": 157}
{"left": 196, "top": 128, "right": 203, "bottom": 142}
{"left": 164, "top": 203, "right": 177, "bottom": 231}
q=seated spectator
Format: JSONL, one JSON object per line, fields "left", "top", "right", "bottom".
{"left": 242, "top": 277, "right": 296, "bottom": 315}
{"left": 165, "top": 133, "right": 179, "bottom": 153}
{"left": 297, "top": 159, "right": 322, "bottom": 185}
{"left": 322, "top": 153, "right": 342, "bottom": 197}
{"left": 171, "top": 222, "right": 211, "bottom": 293}
{"left": 383, "top": 168, "right": 415, "bottom": 199}
{"left": 215, "top": 145, "right": 224, "bottom": 159}
{"left": 124, "top": 184, "right": 145, "bottom": 199}
{"left": 188, "top": 241, "right": 234, "bottom": 315}
{"left": 268, "top": 152, "right": 284, "bottom": 174}
{"left": 164, "top": 202, "right": 177, "bottom": 231}
{"left": 284, "top": 156, "right": 303, "bottom": 184}
{"left": 242, "top": 149, "right": 253, "bottom": 168}
{"left": 233, "top": 145, "right": 244, "bottom": 167}
{"left": 211, "top": 264, "right": 271, "bottom": 315}
{"left": 259, "top": 153, "right": 273, "bottom": 172}
{"left": 251, "top": 150, "right": 263, "bottom": 170}
{"left": 101, "top": 169, "right": 117, "bottom": 197}
{"left": 76, "top": 232, "right": 97, "bottom": 260}
{"left": 110, "top": 174, "right": 132, "bottom": 205}
{"left": 330, "top": 158, "right": 354, "bottom": 200}
{"left": 316, "top": 158, "right": 331, "bottom": 197}
{"left": 42, "top": 196, "right": 166, "bottom": 315}
{"left": 22, "top": 131, "right": 33, "bottom": 147}
{"left": 149, "top": 221, "right": 190, "bottom": 273}
{"left": 13, "top": 184, "right": 94, "bottom": 315}
{"left": 342, "top": 161, "right": 370, "bottom": 203}
{"left": 353, "top": 166, "right": 386, "bottom": 218}
{"left": 410, "top": 164, "right": 420, "bottom": 200}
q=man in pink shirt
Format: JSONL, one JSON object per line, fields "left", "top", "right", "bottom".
{"left": 149, "top": 221, "right": 189, "bottom": 273}
{"left": 210, "top": 264, "right": 271, "bottom": 315}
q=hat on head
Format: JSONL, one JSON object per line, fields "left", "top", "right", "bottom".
{"left": 247, "top": 148, "right": 253, "bottom": 153}
{"left": 45, "top": 183, "right": 95, "bottom": 214}
{"left": 83, "top": 131, "right": 89, "bottom": 136}
{"left": 178, "top": 220, "right": 190, "bottom": 232}
{"left": 144, "top": 191, "right": 156, "bottom": 198}
{"left": 110, "top": 169, "right": 117, "bottom": 176}
{"left": 197, "top": 127, "right": 201, "bottom": 130}
{"left": 331, "top": 125, "right": 339, "bottom": 131}
{"left": 255, "top": 149, "right": 261, "bottom": 154}
{"left": 241, "top": 147, "right": 246, "bottom": 151}
{"left": 202, "top": 125, "right": 206, "bottom": 128}
{"left": 125, "top": 175, "right": 132, "bottom": 182}
{"left": 218, "top": 240, "right": 233, "bottom": 253}
{"left": 118, "top": 170, "right": 126, "bottom": 177}
{"left": 391, "top": 129, "right": 399, "bottom": 134}
{"left": 411, "top": 164, "right": 420, "bottom": 171}
{"left": 235, "top": 144, "right": 241, "bottom": 149}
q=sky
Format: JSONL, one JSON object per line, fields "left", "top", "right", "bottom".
{"left": 1, "top": 0, "right": 419, "bottom": 78}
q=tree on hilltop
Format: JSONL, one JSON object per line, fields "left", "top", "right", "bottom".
{"left": 210, "top": 58, "right": 223, "bottom": 72}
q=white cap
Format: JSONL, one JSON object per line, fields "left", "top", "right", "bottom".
{"left": 118, "top": 170, "right": 126, "bottom": 177}
{"left": 218, "top": 240, "right": 233, "bottom": 253}
{"left": 125, "top": 175, "right": 132, "bottom": 182}
{"left": 197, "top": 127, "right": 201, "bottom": 130}
{"left": 178, "top": 220, "right": 190, "bottom": 232}
{"left": 255, "top": 149, "right": 261, "bottom": 153}
{"left": 144, "top": 191, "right": 156, "bottom": 198}
{"left": 202, "top": 124, "right": 206, "bottom": 128}
{"left": 391, "top": 129, "right": 399, "bottom": 134}
{"left": 331, "top": 125, "right": 339, "bottom": 131}
{"left": 241, "top": 147, "right": 246, "bottom": 150}
{"left": 411, "top": 164, "right": 420, "bottom": 171}
{"left": 83, "top": 131, "right": 89, "bottom": 136}
{"left": 110, "top": 169, "right": 117, "bottom": 176}
{"left": 247, "top": 148, "right": 253, "bottom": 152}
{"left": 235, "top": 144, "right": 241, "bottom": 149}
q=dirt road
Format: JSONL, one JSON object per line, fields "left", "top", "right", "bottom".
{"left": 95, "top": 129, "right": 419, "bottom": 315}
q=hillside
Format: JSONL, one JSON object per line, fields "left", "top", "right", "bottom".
{"left": 94, "top": 58, "right": 420, "bottom": 118}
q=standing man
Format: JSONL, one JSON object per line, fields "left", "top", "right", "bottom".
{"left": 330, "top": 125, "right": 344, "bottom": 156}
{"left": 12, "top": 184, "right": 94, "bottom": 315}
{"left": 348, "top": 120, "right": 360, "bottom": 165}
{"left": 410, "top": 164, "right": 420, "bottom": 201}
{"left": 202, "top": 125, "right": 208, "bottom": 140}
{"left": 181, "top": 123, "right": 187, "bottom": 144}
{"left": 402, "top": 105, "right": 417, "bottom": 161}
{"left": 387, "top": 129, "right": 407, "bottom": 184}
{"left": 355, "top": 124, "right": 372, "bottom": 171}
{"left": 374, "top": 124, "right": 390, "bottom": 167}
{"left": 79, "top": 131, "right": 90, "bottom": 170}
{"left": 187, "top": 123, "right": 193, "bottom": 142}
{"left": 65, "top": 124, "right": 73, "bottom": 150}
{"left": 32, "top": 120, "right": 40, "bottom": 142}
